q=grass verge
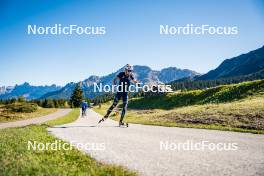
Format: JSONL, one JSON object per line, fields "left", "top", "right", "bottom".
{"left": 94, "top": 95, "right": 264, "bottom": 134}
{"left": 45, "top": 108, "right": 80, "bottom": 126}
{"left": 0, "top": 109, "right": 136, "bottom": 175}
{"left": 0, "top": 106, "right": 57, "bottom": 123}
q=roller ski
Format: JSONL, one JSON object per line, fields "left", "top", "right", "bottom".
{"left": 119, "top": 121, "right": 128, "bottom": 127}
{"left": 98, "top": 116, "right": 108, "bottom": 124}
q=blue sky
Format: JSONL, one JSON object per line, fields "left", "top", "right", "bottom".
{"left": 0, "top": 0, "right": 264, "bottom": 86}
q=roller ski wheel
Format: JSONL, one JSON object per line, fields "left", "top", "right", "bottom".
{"left": 119, "top": 121, "right": 129, "bottom": 127}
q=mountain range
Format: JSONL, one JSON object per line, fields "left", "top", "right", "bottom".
{"left": 0, "top": 66, "right": 198, "bottom": 100}
{"left": 40, "top": 66, "right": 199, "bottom": 99}
{"left": 0, "top": 86, "right": 14, "bottom": 95}
{"left": 197, "top": 45, "right": 264, "bottom": 80}
{"left": 0, "top": 83, "right": 61, "bottom": 100}
{"left": 1, "top": 45, "right": 263, "bottom": 100}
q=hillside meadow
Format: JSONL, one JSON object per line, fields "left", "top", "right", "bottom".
{"left": 94, "top": 80, "right": 264, "bottom": 133}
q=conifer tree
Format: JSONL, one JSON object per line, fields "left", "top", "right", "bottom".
{"left": 70, "top": 84, "right": 83, "bottom": 108}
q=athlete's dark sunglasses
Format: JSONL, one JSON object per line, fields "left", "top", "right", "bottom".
{"left": 128, "top": 70, "right": 132, "bottom": 72}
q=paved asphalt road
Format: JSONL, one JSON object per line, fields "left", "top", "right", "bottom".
{"left": 0, "top": 109, "right": 71, "bottom": 129}
{"left": 48, "top": 109, "right": 264, "bottom": 176}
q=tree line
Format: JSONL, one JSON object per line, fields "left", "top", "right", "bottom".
{"left": 171, "top": 71, "right": 264, "bottom": 91}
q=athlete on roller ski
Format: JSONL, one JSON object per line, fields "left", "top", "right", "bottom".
{"left": 98, "top": 64, "right": 139, "bottom": 127}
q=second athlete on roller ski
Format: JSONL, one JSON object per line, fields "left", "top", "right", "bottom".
{"left": 98, "top": 64, "right": 139, "bottom": 127}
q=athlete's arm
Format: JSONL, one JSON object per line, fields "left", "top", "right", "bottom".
{"left": 130, "top": 74, "right": 139, "bottom": 84}
{"left": 113, "top": 76, "right": 120, "bottom": 85}
{"left": 132, "top": 79, "right": 139, "bottom": 84}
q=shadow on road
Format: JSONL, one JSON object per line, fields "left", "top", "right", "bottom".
{"left": 49, "top": 125, "right": 120, "bottom": 128}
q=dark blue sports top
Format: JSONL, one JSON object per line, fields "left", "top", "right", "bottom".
{"left": 117, "top": 72, "right": 134, "bottom": 92}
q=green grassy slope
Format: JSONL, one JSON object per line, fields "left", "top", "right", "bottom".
{"left": 94, "top": 80, "right": 264, "bottom": 134}
{"left": 129, "top": 80, "right": 264, "bottom": 110}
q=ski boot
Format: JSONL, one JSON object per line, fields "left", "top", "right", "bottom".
{"left": 119, "top": 121, "right": 129, "bottom": 127}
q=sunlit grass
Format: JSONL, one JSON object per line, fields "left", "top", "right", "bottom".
{"left": 0, "top": 105, "right": 57, "bottom": 123}
{"left": 94, "top": 94, "right": 264, "bottom": 134}
{"left": 0, "top": 109, "right": 136, "bottom": 175}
